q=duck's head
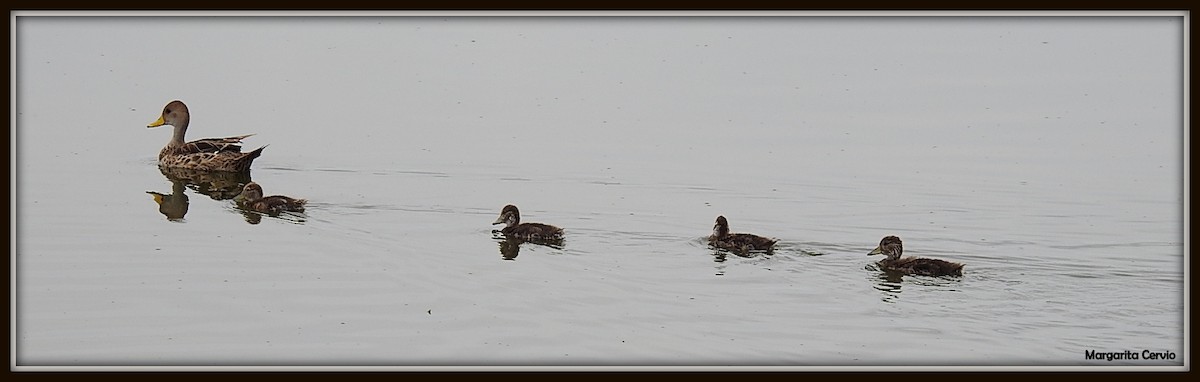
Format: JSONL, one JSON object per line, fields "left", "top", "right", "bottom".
{"left": 241, "top": 182, "right": 264, "bottom": 201}
{"left": 712, "top": 215, "right": 730, "bottom": 238}
{"left": 147, "top": 100, "right": 189, "bottom": 129}
{"left": 868, "top": 235, "right": 903, "bottom": 260}
{"left": 492, "top": 204, "right": 521, "bottom": 227}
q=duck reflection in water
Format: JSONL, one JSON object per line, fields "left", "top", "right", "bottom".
{"left": 493, "top": 235, "right": 565, "bottom": 261}
{"left": 148, "top": 166, "right": 255, "bottom": 221}
{"left": 497, "top": 237, "right": 522, "bottom": 260}
{"left": 146, "top": 177, "right": 189, "bottom": 221}
{"left": 491, "top": 205, "right": 565, "bottom": 260}
{"left": 867, "top": 263, "right": 963, "bottom": 303}
{"left": 235, "top": 182, "right": 307, "bottom": 225}
{"left": 710, "top": 248, "right": 761, "bottom": 263}
{"left": 158, "top": 165, "right": 252, "bottom": 201}
{"left": 870, "top": 269, "right": 905, "bottom": 303}
{"left": 868, "top": 262, "right": 906, "bottom": 288}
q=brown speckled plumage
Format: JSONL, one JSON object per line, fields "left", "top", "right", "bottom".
{"left": 148, "top": 100, "right": 265, "bottom": 172}
{"left": 708, "top": 215, "right": 778, "bottom": 252}
{"left": 239, "top": 182, "right": 307, "bottom": 215}
{"left": 868, "top": 236, "right": 964, "bottom": 277}
{"left": 492, "top": 204, "right": 564, "bottom": 241}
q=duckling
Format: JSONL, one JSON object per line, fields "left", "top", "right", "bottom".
{"left": 238, "top": 182, "right": 306, "bottom": 215}
{"left": 868, "top": 235, "right": 964, "bottom": 277}
{"left": 147, "top": 100, "right": 266, "bottom": 172}
{"left": 491, "top": 204, "right": 564, "bottom": 241}
{"left": 708, "top": 215, "right": 778, "bottom": 252}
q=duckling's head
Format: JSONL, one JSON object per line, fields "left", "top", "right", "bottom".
{"left": 713, "top": 215, "right": 731, "bottom": 238}
{"left": 147, "top": 100, "right": 189, "bottom": 128}
{"left": 868, "top": 235, "right": 903, "bottom": 260}
{"left": 241, "top": 182, "right": 264, "bottom": 201}
{"left": 492, "top": 204, "right": 521, "bottom": 227}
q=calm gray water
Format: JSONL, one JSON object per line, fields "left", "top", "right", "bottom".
{"left": 14, "top": 15, "right": 1185, "bottom": 368}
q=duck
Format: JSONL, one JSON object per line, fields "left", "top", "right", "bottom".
{"left": 238, "top": 182, "right": 307, "bottom": 215}
{"left": 147, "top": 100, "right": 266, "bottom": 172}
{"left": 708, "top": 215, "right": 778, "bottom": 252}
{"left": 491, "top": 204, "right": 564, "bottom": 241}
{"left": 868, "top": 235, "right": 964, "bottom": 277}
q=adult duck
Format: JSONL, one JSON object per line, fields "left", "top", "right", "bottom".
{"left": 147, "top": 100, "right": 266, "bottom": 172}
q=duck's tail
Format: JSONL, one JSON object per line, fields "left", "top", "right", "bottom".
{"left": 248, "top": 144, "right": 268, "bottom": 159}
{"left": 234, "top": 145, "right": 268, "bottom": 172}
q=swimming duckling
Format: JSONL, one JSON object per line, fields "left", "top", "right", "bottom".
{"left": 868, "top": 235, "right": 964, "bottom": 277}
{"left": 147, "top": 100, "right": 266, "bottom": 172}
{"left": 491, "top": 204, "right": 564, "bottom": 241}
{"left": 708, "top": 215, "right": 778, "bottom": 252}
{"left": 238, "top": 182, "right": 306, "bottom": 215}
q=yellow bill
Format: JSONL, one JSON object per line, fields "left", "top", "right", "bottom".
{"left": 147, "top": 116, "right": 166, "bottom": 128}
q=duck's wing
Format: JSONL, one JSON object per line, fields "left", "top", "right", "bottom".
{"left": 163, "top": 141, "right": 266, "bottom": 172}
{"left": 261, "top": 195, "right": 307, "bottom": 212}
{"left": 727, "top": 233, "right": 778, "bottom": 250}
{"left": 895, "top": 257, "right": 964, "bottom": 276}
{"left": 178, "top": 134, "right": 255, "bottom": 155}
{"left": 511, "top": 222, "right": 564, "bottom": 240}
